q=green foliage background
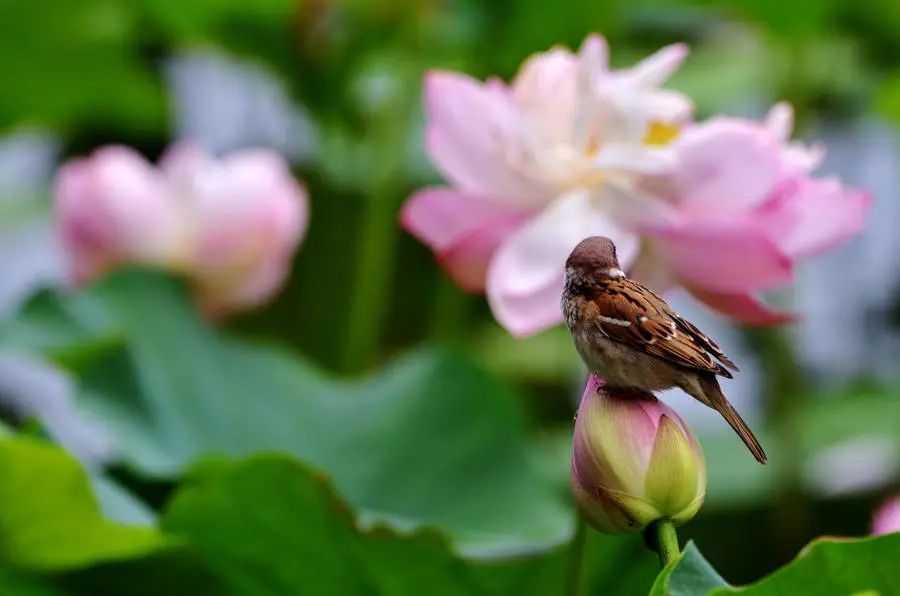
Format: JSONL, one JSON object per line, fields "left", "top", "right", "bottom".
{"left": 1, "top": 0, "right": 899, "bottom": 593}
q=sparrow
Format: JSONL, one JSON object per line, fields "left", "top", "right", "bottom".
{"left": 562, "top": 236, "right": 767, "bottom": 464}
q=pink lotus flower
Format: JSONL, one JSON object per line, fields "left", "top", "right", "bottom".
{"left": 571, "top": 376, "right": 706, "bottom": 534}
{"left": 56, "top": 146, "right": 182, "bottom": 285}
{"left": 55, "top": 144, "right": 308, "bottom": 315}
{"left": 872, "top": 495, "right": 900, "bottom": 535}
{"left": 631, "top": 104, "right": 869, "bottom": 325}
{"left": 402, "top": 34, "right": 691, "bottom": 334}
{"left": 159, "top": 145, "right": 308, "bottom": 315}
{"left": 401, "top": 35, "right": 869, "bottom": 336}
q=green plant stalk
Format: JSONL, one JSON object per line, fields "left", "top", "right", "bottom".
{"left": 565, "top": 518, "right": 587, "bottom": 596}
{"left": 339, "top": 99, "right": 412, "bottom": 374}
{"left": 340, "top": 184, "right": 402, "bottom": 373}
{"left": 652, "top": 519, "right": 680, "bottom": 568}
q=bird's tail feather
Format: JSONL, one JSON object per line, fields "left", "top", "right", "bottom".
{"left": 699, "top": 377, "right": 767, "bottom": 465}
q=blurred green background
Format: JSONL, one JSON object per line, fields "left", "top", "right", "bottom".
{"left": 1, "top": 0, "right": 900, "bottom": 594}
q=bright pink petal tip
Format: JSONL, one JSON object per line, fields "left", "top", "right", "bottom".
{"left": 872, "top": 496, "right": 900, "bottom": 535}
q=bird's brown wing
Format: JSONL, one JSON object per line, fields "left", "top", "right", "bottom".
{"left": 669, "top": 309, "right": 739, "bottom": 372}
{"left": 586, "top": 277, "right": 737, "bottom": 378}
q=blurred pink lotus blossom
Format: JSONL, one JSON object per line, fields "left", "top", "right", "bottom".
{"left": 872, "top": 495, "right": 900, "bottom": 535}
{"left": 55, "top": 144, "right": 307, "bottom": 315}
{"left": 56, "top": 146, "right": 182, "bottom": 285}
{"left": 401, "top": 35, "right": 869, "bottom": 336}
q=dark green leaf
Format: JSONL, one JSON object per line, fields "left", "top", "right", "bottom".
{"left": 650, "top": 542, "right": 728, "bottom": 596}
{"left": 0, "top": 435, "right": 225, "bottom": 595}
{"left": 0, "top": 566, "right": 63, "bottom": 596}
{"left": 0, "top": 286, "right": 123, "bottom": 373}
{"left": 0, "top": 436, "right": 168, "bottom": 571}
{"left": 56, "top": 550, "right": 225, "bottom": 596}
{"left": 714, "top": 533, "right": 900, "bottom": 595}
{"left": 0, "top": 0, "right": 164, "bottom": 134}
{"left": 5, "top": 271, "right": 573, "bottom": 556}
{"left": 137, "top": 0, "right": 297, "bottom": 42}
{"left": 163, "top": 455, "right": 566, "bottom": 596}
{"left": 651, "top": 534, "right": 900, "bottom": 595}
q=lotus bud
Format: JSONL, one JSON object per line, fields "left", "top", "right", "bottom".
{"left": 571, "top": 375, "right": 706, "bottom": 533}
{"left": 54, "top": 143, "right": 308, "bottom": 316}
{"left": 159, "top": 144, "right": 308, "bottom": 315}
{"left": 55, "top": 146, "right": 182, "bottom": 285}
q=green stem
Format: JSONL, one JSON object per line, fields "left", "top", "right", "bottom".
{"left": 340, "top": 186, "right": 400, "bottom": 373}
{"left": 338, "top": 110, "right": 410, "bottom": 374}
{"left": 652, "top": 519, "right": 680, "bottom": 568}
{"left": 565, "top": 518, "right": 588, "bottom": 596}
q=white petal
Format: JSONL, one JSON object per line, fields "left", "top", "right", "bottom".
{"left": 765, "top": 102, "right": 794, "bottom": 141}
{"left": 784, "top": 142, "right": 825, "bottom": 173}
{"left": 625, "top": 43, "right": 689, "bottom": 86}
{"left": 487, "top": 191, "right": 639, "bottom": 336}
{"left": 764, "top": 102, "right": 824, "bottom": 172}
{"left": 424, "top": 72, "right": 551, "bottom": 205}
{"left": 600, "top": 180, "right": 678, "bottom": 229}
{"left": 577, "top": 35, "right": 609, "bottom": 81}
{"left": 636, "top": 89, "right": 694, "bottom": 124}
{"left": 512, "top": 48, "right": 579, "bottom": 142}
{"left": 572, "top": 35, "right": 610, "bottom": 153}
{"left": 594, "top": 145, "right": 675, "bottom": 175}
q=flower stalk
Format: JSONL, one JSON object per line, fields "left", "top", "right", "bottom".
{"left": 651, "top": 519, "right": 681, "bottom": 567}
{"left": 565, "top": 518, "right": 588, "bottom": 596}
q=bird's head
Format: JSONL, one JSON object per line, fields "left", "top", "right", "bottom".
{"left": 565, "top": 236, "right": 624, "bottom": 285}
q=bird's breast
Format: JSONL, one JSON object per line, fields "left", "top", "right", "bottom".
{"left": 573, "top": 325, "right": 683, "bottom": 392}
